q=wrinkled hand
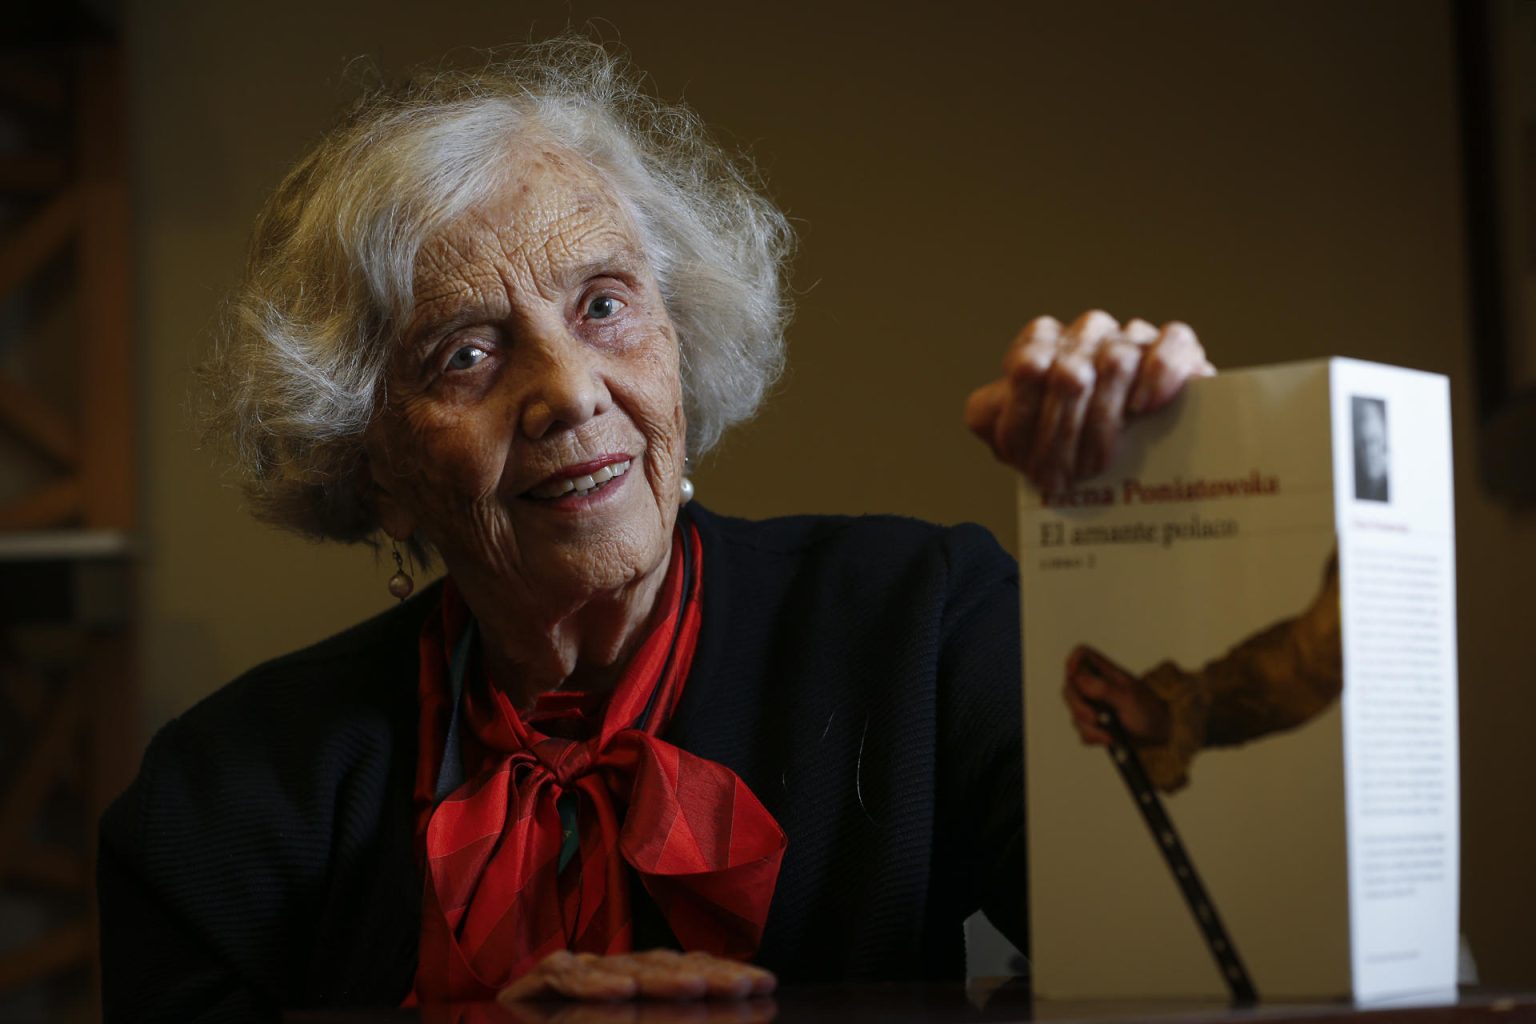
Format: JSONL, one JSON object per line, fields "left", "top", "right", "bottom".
{"left": 498, "top": 950, "right": 778, "bottom": 1004}
{"left": 965, "top": 311, "right": 1215, "bottom": 494}
{"left": 492, "top": 999, "right": 777, "bottom": 1024}
{"left": 1064, "top": 645, "right": 1171, "bottom": 748}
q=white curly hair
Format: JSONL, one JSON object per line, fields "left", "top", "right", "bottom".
{"left": 204, "top": 37, "right": 794, "bottom": 543}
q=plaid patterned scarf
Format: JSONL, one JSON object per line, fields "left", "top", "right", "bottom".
{"left": 409, "top": 523, "right": 786, "bottom": 1002}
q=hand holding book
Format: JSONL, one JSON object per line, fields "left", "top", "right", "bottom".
{"left": 964, "top": 310, "right": 1216, "bottom": 495}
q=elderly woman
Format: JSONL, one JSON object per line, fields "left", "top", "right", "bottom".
{"left": 98, "top": 40, "right": 1209, "bottom": 1019}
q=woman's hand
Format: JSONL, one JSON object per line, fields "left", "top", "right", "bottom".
{"left": 964, "top": 311, "right": 1215, "bottom": 494}
{"left": 498, "top": 950, "right": 778, "bottom": 1004}
{"left": 1064, "top": 645, "right": 1171, "bottom": 748}
{"left": 493, "top": 998, "right": 778, "bottom": 1024}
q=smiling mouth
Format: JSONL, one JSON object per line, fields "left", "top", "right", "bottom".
{"left": 525, "top": 457, "right": 634, "bottom": 500}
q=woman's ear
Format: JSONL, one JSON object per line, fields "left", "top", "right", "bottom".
{"left": 363, "top": 446, "right": 417, "bottom": 542}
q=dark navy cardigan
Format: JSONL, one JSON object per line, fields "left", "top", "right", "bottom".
{"left": 99, "top": 505, "right": 1027, "bottom": 1021}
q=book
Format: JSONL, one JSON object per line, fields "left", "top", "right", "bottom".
{"left": 1018, "top": 358, "right": 1458, "bottom": 1003}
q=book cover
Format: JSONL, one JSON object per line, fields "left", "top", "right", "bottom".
{"left": 1018, "top": 358, "right": 1458, "bottom": 1003}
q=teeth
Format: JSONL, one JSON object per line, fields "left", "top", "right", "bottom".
{"left": 528, "top": 458, "right": 633, "bottom": 500}
{"left": 528, "top": 477, "right": 576, "bottom": 499}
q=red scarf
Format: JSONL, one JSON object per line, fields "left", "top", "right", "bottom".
{"left": 409, "top": 524, "right": 787, "bottom": 1002}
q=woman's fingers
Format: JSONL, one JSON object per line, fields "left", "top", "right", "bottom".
{"left": 963, "top": 378, "right": 1008, "bottom": 455}
{"left": 1027, "top": 350, "right": 1095, "bottom": 494}
{"left": 1004, "top": 314, "right": 1064, "bottom": 376}
{"left": 970, "top": 312, "right": 1214, "bottom": 491}
{"left": 498, "top": 952, "right": 565, "bottom": 1001}
{"left": 499, "top": 951, "right": 639, "bottom": 1003}
{"left": 500, "top": 950, "right": 778, "bottom": 1005}
{"left": 1077, "top": 339, "right": 1140, "bottom": 479}
{"left": 994, "top": 316, "right": 1063, "bottom": 470}
{"left": 681, "top": 951, "right": 777, "bottom": 998}
{"left": 1121, "top": 317, "right": 1159, "bottom": 345}
{"left": 549, "top": 953, "right": 644, "bottom": 1001}
{"left": 661, "top": 952, "right": 775, "bottom": 999}
{"left": 1075, "top": 315, "right": 1154, "bottom": 476}
{"left": 615, "top": 951, "right": 773, "bottom": 1000}
{"left": 632, "top": 968, "right": 709, "bottom": 1000}
{"left": 1024, "top": 311, "right": 1119, "bottom": 491}
{"left": 627, "top": 951, "right": 717, "bottom": 1000}
{"left": 1128, "top": 321, "right": 1213, "bottom": 414}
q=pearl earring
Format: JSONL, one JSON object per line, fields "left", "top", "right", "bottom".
{"left": 388, "top": 542, "right": 415, "bottom": 601}
{"left": 680, "top": 456, "right": 694, "bottom": 505}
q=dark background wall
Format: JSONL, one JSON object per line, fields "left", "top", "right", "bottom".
{"left": 124, "top": 0, "right": 1535, "bottom": 985}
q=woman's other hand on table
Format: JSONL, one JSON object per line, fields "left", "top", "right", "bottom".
{"left": 493, "top": 1001, "right": 777, "bottom": 1024}
{"left": 498, "top": 950, "right": 778, "bottom": 1004}
{"left": 964, "top": 310, "right": 1215, "bottom": 494}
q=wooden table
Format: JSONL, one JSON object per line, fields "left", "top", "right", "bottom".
{"left": 287, "top": 984, "right": 1536, "bottom": 1023}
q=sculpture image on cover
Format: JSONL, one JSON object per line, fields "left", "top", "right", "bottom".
{"left": 1019, "top": 359, "right": 1459, "bottom": 1004}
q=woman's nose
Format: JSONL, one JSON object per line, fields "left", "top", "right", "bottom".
{"left": 518, "top": 329, "right": 612, "bottom": 440}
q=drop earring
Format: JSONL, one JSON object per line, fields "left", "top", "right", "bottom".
{"left": 388, "top": 542, "right": 415, "bottom": 601}
{"left": 679, "top": 456, "right": 695, "bottom": 506}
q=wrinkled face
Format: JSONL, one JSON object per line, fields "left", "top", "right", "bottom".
{"left": 368, "top": 147, "right": 687, "bottom": 608}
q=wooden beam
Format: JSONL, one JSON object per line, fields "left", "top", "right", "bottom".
{"left": 0, "top": 685, "right": 83, "bottom": 876}
{"left": 0, "top": 154, "right": 67, "bottom": 193}
{"left": 76, "top": 46, "right": 135, "bottom": 530}
{"left": 0, "top": 186, "right": 78, "bottom": 302}
{"left": 0, "top": 921, "right": 93, "bottom": 993}
{"left": 0, "top": 371, "right": 79, "bottom": 465}
{"left": 0, "top": 476, "right": 82, "bottom": 530}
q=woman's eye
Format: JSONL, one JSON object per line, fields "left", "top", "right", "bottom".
{"left": 586, "top": 295, "right": 623, "bottom": 320}
{"left": 445, "top": 345, "right": 486, "bottom": 371}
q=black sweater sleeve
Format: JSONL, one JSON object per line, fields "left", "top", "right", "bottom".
{"left": 98, "top": 719, "right": 279, "bottom": 1022}
{"left": 98, "top": 597, "right": 429, "bottom": 1021}
{"left": 932, "top": 523, "right": 1028, "bottom": 960}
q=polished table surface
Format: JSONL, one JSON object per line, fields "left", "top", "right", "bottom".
{"left": 287, "top": 984, "right": 1536, "bottom": 1023}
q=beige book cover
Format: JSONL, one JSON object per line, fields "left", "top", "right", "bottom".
{"left": 1019, "top": 358, "right": 1458, "bottom": 1004}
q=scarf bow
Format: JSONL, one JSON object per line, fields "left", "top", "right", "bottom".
{"left": 410, "top": 525, "right": 786, "bottom": 1002}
